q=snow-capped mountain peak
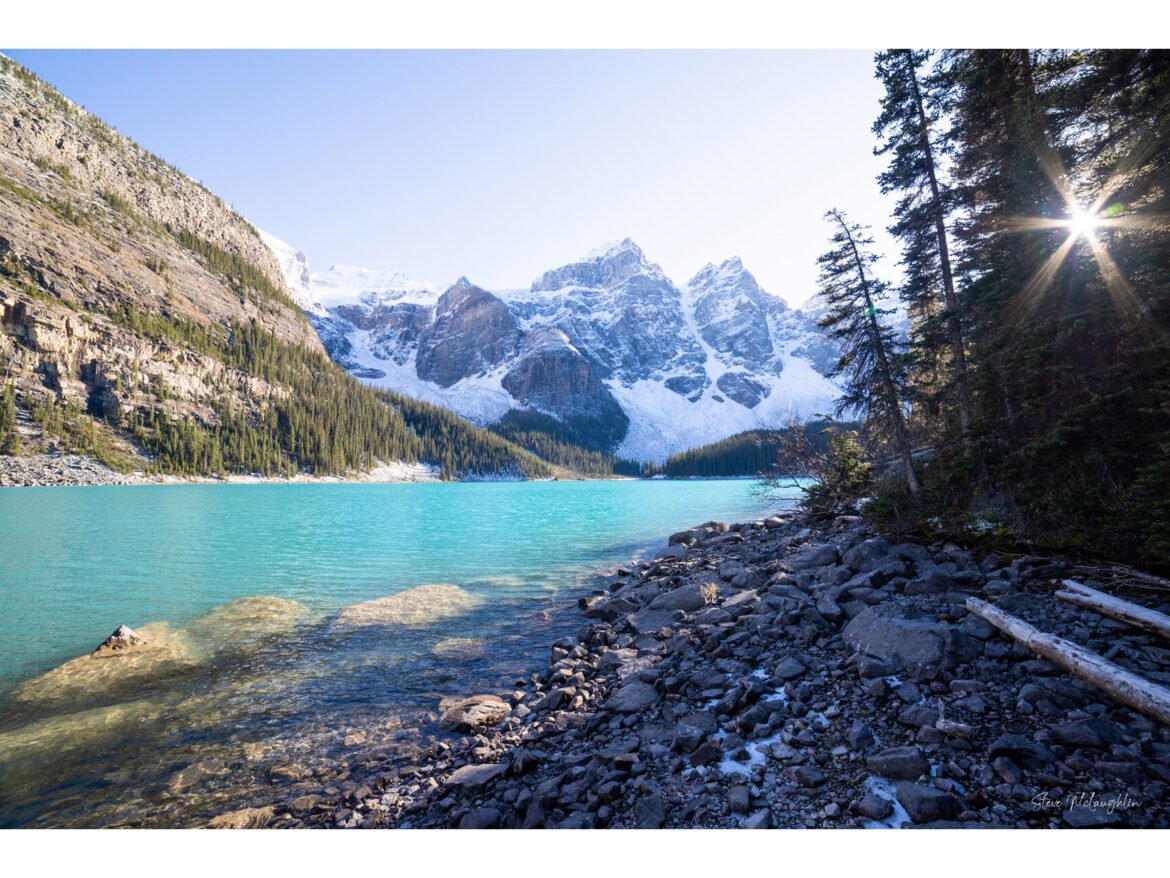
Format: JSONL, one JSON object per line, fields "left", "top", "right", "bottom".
{"left": 261, "top": 232, "right": 841, "bottom": 462}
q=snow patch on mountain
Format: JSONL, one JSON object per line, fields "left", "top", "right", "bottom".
{"left": 260, "top": 232, "right": 842, "bottom": 463}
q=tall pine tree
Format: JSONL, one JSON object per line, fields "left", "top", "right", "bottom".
{"left": 873, "top": 49, "right": 972, "bottom": 444}
{"left": 816, "top": 209, "right": 919, "bottom": 495}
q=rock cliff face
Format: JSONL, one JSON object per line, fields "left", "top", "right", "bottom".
{"left": 416, "top": 278, "right": 520, "bottom": 387}
{"left": 266, "top": 234, "right": 843, "bottom": 461}
{"left": 501, "top": 327, "right": 629, "bottom": 448}
{"left": 0, "top": 56, "right": 320, "bottom": 458}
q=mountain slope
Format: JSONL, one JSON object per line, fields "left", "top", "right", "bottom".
{"left": 271, "top": 235, "right": 842, "bottom": 462}
{"left": 0, "top": 55, "right": 551, "bottom": 480}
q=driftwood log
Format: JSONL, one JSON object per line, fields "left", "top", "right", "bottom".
{"left": 966, "top": 597, "right": 1170, "bottom": 727}
{"left": 1055, "top": 579, "right": 1170, "bottom": 642}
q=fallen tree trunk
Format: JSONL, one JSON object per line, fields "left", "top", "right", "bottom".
{"left": 966, "top": 597, "right": 1170, "bottom": 727}
{"left": 1056, "top": 579, "right": 1170, "bottom": 642}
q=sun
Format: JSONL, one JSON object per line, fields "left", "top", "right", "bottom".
{"left": 1067, "top": 208, "right": 1100, "bottom": 239}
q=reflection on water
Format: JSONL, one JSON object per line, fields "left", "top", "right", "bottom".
{"left": 0, "top": 479, "right": 797, "bottom": 827}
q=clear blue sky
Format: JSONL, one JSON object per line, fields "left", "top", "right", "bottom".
{"left": 4, "top": 50, "right": 898, "bottom": 305}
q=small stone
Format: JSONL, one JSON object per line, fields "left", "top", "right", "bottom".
{"left": 857, "top": 793, "right": 893, "bottom": 820}
{"left": 444, "top": 763, "right": 507, "bottom": 789}
{"left": 1062, "top": 805, "right": 1123, "bottom": 828}
{"left": 848, "top": 721, "right": 876, "bottom": 753}
{"left": 728, "top": 784, "right": 751, "bottom": 814}
{"left": 742, "top": 809, "right": 774, "bottom": 829}
{"left": 897, "top": 703, "right": 940, "bottom": 728}
{"left": 793, "top": 765, "right": 826, "bottom": 787}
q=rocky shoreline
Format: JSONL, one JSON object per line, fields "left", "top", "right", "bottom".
{"left": 0, "top": 454, "right": 441, "bottom": 487}
{"left": 225, "top": 510, "right": 1169, "bottom": 830}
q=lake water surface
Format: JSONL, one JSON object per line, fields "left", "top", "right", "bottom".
{"left": 0, "top": 479, "right": 799, "bottom": 827}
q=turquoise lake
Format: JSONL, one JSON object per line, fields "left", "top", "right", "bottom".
{"left": 0, "top": 478, "right": 800, "bottom": 827}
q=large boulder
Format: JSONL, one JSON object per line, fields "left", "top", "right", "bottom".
{"left": 843, "top": 604, "right": 982, "bottom": 679}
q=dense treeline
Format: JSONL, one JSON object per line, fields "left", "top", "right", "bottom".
{"left": 821, "top": 49, "right": 1170, "bottom": 564}
{"left": 137, "top": 320, "right": 553, "bottom": 479}
{"left": 490, "top": 409, "right": 635, "bottom": 477}
{"left": 45, "top": 304, "right": 552, "bottom": 479}
{"left": 646, "top": 422, "right": 849, "bottom": 479}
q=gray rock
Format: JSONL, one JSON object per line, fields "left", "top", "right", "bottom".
{"left": 895, "top": 783, "right": 961, "bottom": 823}
{"left": 742, "top": 809, "right": 774, "bottom": 829}
{"left": 1062, "top": 805, "right": 1123, "bottom": 828}
{"left": 718, "top": 560, "right": 746, "bottom": 581}
{"left": 867, "top": 746, "right": 929, "bottom": 781}
{"left": 774, "top": 655, "right": 806, "bottom": 680}
{"left": 444, "top": 763, "right": 508, "bottom": 789}
{"left": 459, "top": 806, "right": 502, "bottom": 829}
{"left": 607, "top": 681, "right": 660, "bottom": 714}
{"left": 843, "top": 604, "right": 982, "bottom": 679}
{"left": 629, "top": 607, "right": 685, "bottom": 633}
{"left": 794, "top": 545, "right": 841, "bottom": 570}
{"left": 842, "top": 537, "right": 891, "bottom": 571}
{"left": 848, "top": 721, "right": 876, "bottom": 753}
{"left": 634, "top": 794, "right": 666, "bottom": 828}
{"left": 987, "top": 734, "right": 1056, "bottom": 766}
{"left": 897, "top": 703, "right": 940, "bottom": 728}
{"left": 728, "top": 784, "right": 751, "bottom": 814}
{"left": 793, "top": 765, "right": 826, "bottom": 787}
{"left": 857, "top": 793, "right": 894, "bottom": 821}
{"left": 655, "top": 544, "right": 687, "bottom": 561}
{"left": 439, "top": 694, "right": 510, "bottom": 732}
{"left": 649, "top": 582, "right": 709, "bottom": 612}
{"left": 1050, "top": 720, "right": 1122, "bottom": 749}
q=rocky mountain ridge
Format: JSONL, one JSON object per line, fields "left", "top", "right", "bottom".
{"left": 262, "top": 235, "right": 843, "bottom": 462}
{"left": 0, "top": 55, "right": 551, "bottom": 481}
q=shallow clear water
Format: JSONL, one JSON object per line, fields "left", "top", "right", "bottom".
{"left": 0, "top": 479, "right": 798, "bottom": 827}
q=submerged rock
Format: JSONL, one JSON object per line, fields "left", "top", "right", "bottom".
{"left": 92, "top": 624, "right": 146, "bottom": 656}
{"left": 207, "top": 805, "right": 276, "bottom": 829}
{"left": 334, "top": 583, "right": 478, "bottom": 628}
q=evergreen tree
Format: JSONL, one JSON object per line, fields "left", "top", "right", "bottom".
{"left": 816, "top": 208, "right": 918, "bottom": 494}
{"left": 873, "top": 49, "right": 972, "bottom": 443}
{"left": 0, "top": 384, "right": 21, "bottom": 455}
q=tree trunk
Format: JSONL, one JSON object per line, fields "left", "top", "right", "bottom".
{"left": 836, "top": 214, "right": 919, "bottom": 495}
{"left": 904, "top": 51, "right": 973, "bottom": 445}
{"left": 967, "top": 597, "right": 1170, "bottom": 726}
{"left": 1055, "top": 580, "right": 1170, "bottom": 642}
